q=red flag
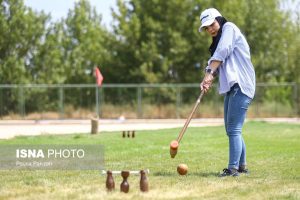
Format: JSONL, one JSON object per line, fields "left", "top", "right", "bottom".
{"left": 94, "top": 67, "right": 103, "bottom": 86}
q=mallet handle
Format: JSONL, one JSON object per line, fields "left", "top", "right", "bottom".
{"left": 177, "top": 91, "right": 205, "bottom": 143}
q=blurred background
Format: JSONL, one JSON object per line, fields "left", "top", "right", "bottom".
{"left": 0, "top": 0, "right": 299, "bottom": 120}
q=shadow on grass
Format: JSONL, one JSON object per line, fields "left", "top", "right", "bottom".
{"left": 189, "top": 172, "right": 219, "bottom": 177}
{"left": 153, "top": 172, "right": 173, "bottom": 176}
{"left": 153, "top": 171, "right": 219, "bottom": 177}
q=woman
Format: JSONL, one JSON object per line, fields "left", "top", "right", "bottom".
{"left": 199, "top": 8, "right": 255, "bottom": 177}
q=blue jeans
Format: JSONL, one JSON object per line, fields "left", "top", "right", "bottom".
{"left": 224, "top": 84, "right": 252, "bottom": 170}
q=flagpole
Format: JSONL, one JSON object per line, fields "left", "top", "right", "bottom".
{"left": 94, "top": 66, "right": 103, "bottom": 118}
{"left": 96, "top": 85, "right": 99, "bottom": 117}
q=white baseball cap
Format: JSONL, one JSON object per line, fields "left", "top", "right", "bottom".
{"left": 199, "top": 8, "right": 222, "bottom": 32}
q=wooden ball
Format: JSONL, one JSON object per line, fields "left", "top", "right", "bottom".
{"left": 177, "top": 163, "right": 188, "bottom": 175}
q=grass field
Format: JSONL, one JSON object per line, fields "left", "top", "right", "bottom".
{"left": 0, "top": 121, "right": 299, "bottom": 200}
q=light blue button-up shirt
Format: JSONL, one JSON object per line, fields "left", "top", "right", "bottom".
{"left": 208, "top": 22, "right": 256, "bottom": 99}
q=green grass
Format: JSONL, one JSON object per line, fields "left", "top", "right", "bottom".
{"left": 0, "top": 121, "right": 299, "bottom": 200}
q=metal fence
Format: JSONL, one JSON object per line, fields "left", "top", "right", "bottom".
{"left": 0, "top": 83, "right": 299, "bottom": 119}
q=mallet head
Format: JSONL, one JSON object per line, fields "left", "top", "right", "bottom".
{"left": 170, "top": 140, "right": 179, "bottom": 158}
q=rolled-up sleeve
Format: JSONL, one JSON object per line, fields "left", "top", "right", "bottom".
{"left": 208, "top": 25, "right": 236, "bottom": 64}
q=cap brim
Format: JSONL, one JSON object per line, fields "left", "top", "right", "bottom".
{"left": 198, "top": 19, "right": 215, "bottom": 32}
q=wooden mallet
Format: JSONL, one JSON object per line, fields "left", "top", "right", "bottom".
{"left": 170, "top": 91, "right": 205, "bottom": 158}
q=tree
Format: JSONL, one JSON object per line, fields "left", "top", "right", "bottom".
{"left": 61, "top": 0, "right": 112, "bottom": 84}
{"left": 112, "top": 0, "right": 212, "bottom": 84}
{"left": 0, "top": 0, "right": 49, "bottom": 84}
{"left": 28, "top": 22, "right": 67, "bottom": 84}
{"left": 111, "top": 0, "right": 298, "bottom": 84}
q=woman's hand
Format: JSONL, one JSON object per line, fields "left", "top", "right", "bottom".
{"left": 200, "top": 61, "right": 221, "bottom": 93}
{"left": 200, "top": 73, "right": 214, "bottom": 93}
